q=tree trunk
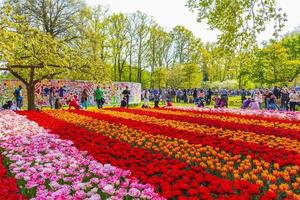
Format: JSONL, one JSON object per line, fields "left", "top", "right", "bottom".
{"left": 118, "top": 55, "right": 122, "bottom": 81}
{"left": 113, "top": 58, "right": 117, "bottom": 81}
{"left": 137, "top": 53, "right": 142, "bottom": 83}
{"left": 137, "top": 36, "right": 142, "bottom": 83}
{"left": 27, "top": 84, "right": 36, "bottom": 110}
{"left": 150, "top": 65, "right": 154, "bottom": 89}
{"left": 129, "top": 39, "right": 133, "bottom": 82}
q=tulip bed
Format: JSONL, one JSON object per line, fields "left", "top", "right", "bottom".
{"left": 0, "top": 108, "right": 299, "bottom": 199}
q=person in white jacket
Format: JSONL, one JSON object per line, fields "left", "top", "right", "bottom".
{"left": 143, "top": 90, "right": 150, "bottom": 108}
{"left": 289, "top": 90, "right": 299, "bottom": 112}
{"left": 254, "top": 90, "right": 263, "bottom": 110}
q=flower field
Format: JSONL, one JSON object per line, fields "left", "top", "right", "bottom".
{"left": 0, "top": 108, "right": 300, "bottom": 199}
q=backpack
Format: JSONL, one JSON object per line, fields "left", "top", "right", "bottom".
{"left": 101, "top": 97, "right": 105, "bottom": 104}
{"left": 14, "top": 89, "right": 19, "bottom": 98}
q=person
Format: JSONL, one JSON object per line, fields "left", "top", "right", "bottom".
{"left": 220, "top": 89, "right": 228, "bottom": 108}
{"left": 183, "top": 89, "right": 188, "bottom": 103}
{"left": 166, "top": 89, "right": 171, "bottom": 102}
{"left": 241, "top": 89, "right": 247, "bottom": 104}
{"left": 94, "top": 86, "right": 103, "bottom": 109}
{"left": 10, "top": 102, "right": 19, "bottom": 111}
{"left": 143, "top": 90, "right": 150, "bottom": 108}
{"left": 241, "top": 98, "right": 251, "bottom": 109}
{"left": 49, "top": 87, "right": 55, "bottom": 109}
{"left": 54, "top": 98, "right": 63, "bottom": 109}
{"left": 273, "top": 86, "right": 281, "bottom": 99}
{"left": 14, "top": 85, "right": 23, "bottom": 110}
{"left": 170, "top": 89, "right": 176, "bottom": 103}
{"left": 161, "top": 90, "right": 167, "bottom": 105}
{"left": 249, "top": 98, "right": 260, "bottom": 110}
{"left": 289, "top": 90, "right": 299, "bottom": 112}
{"left": 280, "top": 88, "right": 289, "bottom": 111}
{"left": 154, "top": 94, "right": 160, "bottom": 108}
{"left": 43, "top": 85, "right": 50, "bottom": 97}
{"left": 251, "top": 89, "right": 256, "bottom": 98}
{"left": 58, "top": 86, "right": 66, "bottom": 98}
{"left": 68, "top": 95, "right": 80, "bottom": 110}
{"left": 264, "top": 90, "right": 271, "bottom": 110}
{"left": 197, "top": 89, "right": 205, "bottom": 102}
{"left": 268, "top": 92, "right": 277, "bottom": 110}
{"left": 254, "top": 90, "right": 263, "bottom": 110}
{"left": 214, "top": 95, "right": 225, "bottom": 108}
{"left": 163, "top": 99, "right": 173, "bottom": 108}
{"left": 122, "top": 86, "right": 130, "bottom": 108}
{"left": 205, "top": 88, "right": 212, "bottom": 105}
{"left": 197, "top": 98, "right": 205, "bottom": 107}
{"left": 193, "top": 88, "right": 198, "bottom": 102}
{"left": 2, "top": 100, "right": 13, "bottom": 110}
{"left": 176, "top": 89, "right": 182, "bottom": 103}
{"left": 120, "top": 97, "right": 127, "bottom": 108}
{"left": 81, "top": 89, "right": 89, "bottom": 109}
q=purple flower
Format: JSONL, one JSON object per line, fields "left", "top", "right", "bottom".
{"left": 128, "top": 188, "right": 141, "bottom": 198}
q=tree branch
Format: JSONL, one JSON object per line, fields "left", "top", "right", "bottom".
{"left": 33, "top": 71, "right": 62, "bottom": 84}
{"left": 7, "top": 70, "right": 29, "bottom": 85}
{"left": 7, "top": 64, "right": 44, "bottom": 69}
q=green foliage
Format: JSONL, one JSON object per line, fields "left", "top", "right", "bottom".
{"left": 251, "top": 41, "right": 300, "bottom": 86}
{"left": 152, "top": 67, "right": 168, "bottom": 89}
{"left": 0, "top": 4, "right": 75, "bottom": 84}
{"left": 182, "top": 63, "right": 201, "bottom": 88}
{"left": 187, "top": 0, "right": 287, "bottom": 49}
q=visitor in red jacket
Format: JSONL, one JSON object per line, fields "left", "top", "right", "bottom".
{"left": 163, "top": 100, "right": 173, "bottom": 108}
{"left": 68, "top": 95, "right": 80, "bottom": 110}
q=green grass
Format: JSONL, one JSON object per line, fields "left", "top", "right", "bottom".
{"left": 37, "top": 96, "right": 299, "bottom": 111}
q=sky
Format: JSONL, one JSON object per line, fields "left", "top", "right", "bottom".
{"left": 86, "top": 0, "right": 300, "bottom": 43}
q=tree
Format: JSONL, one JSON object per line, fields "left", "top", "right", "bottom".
{"left": 182, "top": 63, "right": 201, "bottom": 88}
{"left": 170, "top": 26, "right": 194, "bottom": 64}
{"left": 107, "top": 13, "right": 129, "bottom": 81}
{"left": 187, "top": 0, "right": 287, "bottom": 49}
{"left": 152, "top": 67, "right": 167, "bottom": 89}
{"left": 126, "top": 13, "right": 138, "bottom": 82}
{"left": 251, "top": 42, "right": 299, "bottom": 86}
{"left": 75, "top": 6, "right": 109, "bottom": 81}
{"left": 281, "top": 32, "right": 300, "bottom": 82}
{"left": 147, "top": 25, "right": 170, "bottom": 88}
{"left": 133, "top": 11, "right": 152, "bottom": 83}
{"left": 166, "top": 65, "right": 185, "bottom": 88}
{"left": 235, "top": 52, "right": 254, "bottom": 89}
{"left": 0, "top": 4, "right": 98, "bottom": 110}
{"left": 8, "top": 0, "right": 84, "bottom": 39}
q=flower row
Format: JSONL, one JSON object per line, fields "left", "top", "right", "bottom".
{"left": 97, "top": 109, "right": 300, "bottom": 157}
{"left": 71, "top": 109, "right": 300, "bottom": 167}
{"left": 151, "top": 108, "right": 300, "bottom": 132}
{"left": 0, "top": 111, "right": 162, "bottom": 200}
{"left": 167, "top": 106, "right": 300, "bottom": 122}
{"left": 34, "top": 110, "right": 300, "bottom": 198}
{"left": 108, "top": 108, "right": 300, "bottom": 140}
{"left": 21, "top": 110, "right": 266, "bottom": 199}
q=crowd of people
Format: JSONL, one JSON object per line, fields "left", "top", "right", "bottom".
{"left": 142, "top": 86, "right": 300, "bottom": 111}
{"left": 1, "top": 85, "right": 132, "bottom": 110}
{"left": 1, "top": 84, "right": 299, "bottom": 112}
